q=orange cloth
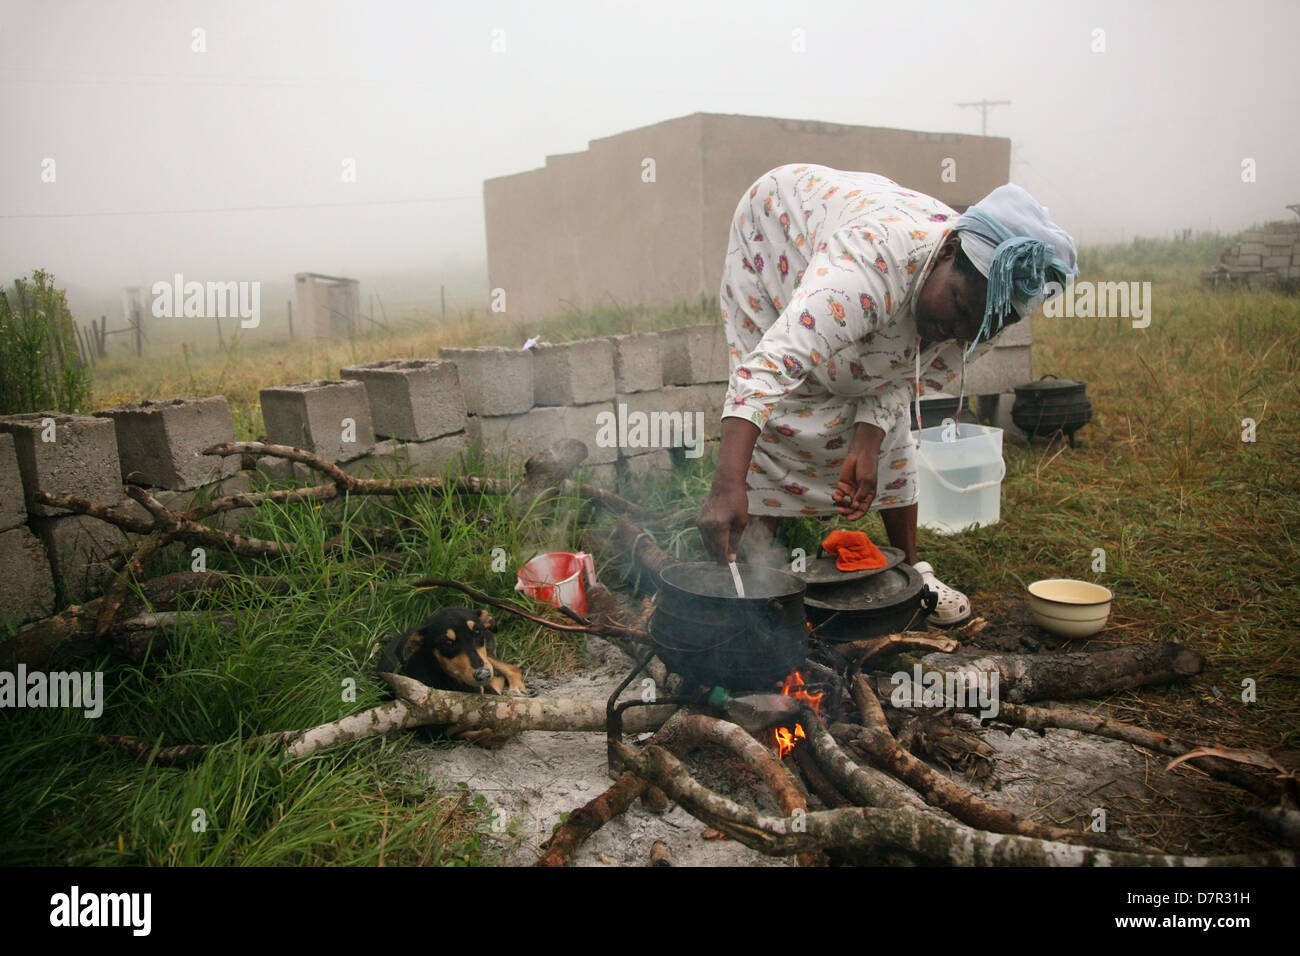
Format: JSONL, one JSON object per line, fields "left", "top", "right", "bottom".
{"left": 821, "top": 530, "right": 888, "bottom": 571}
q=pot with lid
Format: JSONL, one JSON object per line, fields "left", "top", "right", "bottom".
{"left": 803, "top": 563, "right": 937, "bottom": 642}
{"left": 651, "top": 562, "right": 807, "bottom": 691}
{"left": 1011, "top": 375, "right": 1093, "bottom": 446}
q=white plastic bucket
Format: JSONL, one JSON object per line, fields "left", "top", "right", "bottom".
{"left": 515, "top": 551, "right": 598, "bottom": 616}
{"left": 913, "top": 421, "right": 1005, "bottom": 535}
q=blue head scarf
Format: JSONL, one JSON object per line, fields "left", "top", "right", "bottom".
{"left": 952, "top": 185, "right": 1079, "bottom": 357}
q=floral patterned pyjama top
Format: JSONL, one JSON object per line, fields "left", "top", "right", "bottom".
{"left": 719, "top": 164, "right": 994, "bottom": 518}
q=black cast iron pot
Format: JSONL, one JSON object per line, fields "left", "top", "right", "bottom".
{"left": 1012, "top": 375, "right": 1093, "bottom": 444}
{"left": 803, "top": 564, "right": 937, "bottom": 642}
{"left": 651, "top": 563, "right": 808, "bottom": 692}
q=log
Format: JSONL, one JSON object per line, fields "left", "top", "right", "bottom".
{"left": 384, "top": 674, "right": 677, "bottom": 742}
{"left": 649, "top": 841, "right": 673, "bottom": 867}
{"left": 918, "top": 642, "right": 1204, "bottom": 704}
{"left": 846, "top": 675, "right": 1138, "bottom": 851}
{"left": 792, "top": 744, "right": 851, "bottom": 809}
{"left": 646, "top": 714, "right": 818, "bottom": 867}
{"left": 534, "top": 770, "right": 649, "bottom": 867}
{"left": 992, "top": 702, "right": 1286, "bottom": 801}
{"left": 535, "top": 711, "right": 815, "bottom": 867}
{"left": 613, "top": 740, "right": 1296, "bottom": 866}
{"left": 610, "top": 514, "right": 676, "bottom": 583}
{"left": 799, "top": 707, "right": 942, "bottom": 815}
{"left": 533, "top": 710, "right": 689, "bottom": 867}
{"left": 512, "top": 440, "right": 654, "bottom": 522}
{"left": 832, "top": 631, "right": 960, "bottom": 664}
{"left": 101, "top": 679, "right": 678, "bottom": 765}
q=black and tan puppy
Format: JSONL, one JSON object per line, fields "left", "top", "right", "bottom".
{"left": 379, "top": 606, "right": 527, "bottom": 698}
{"left": 378, "top": 606, "right": 528, "bottom": 746}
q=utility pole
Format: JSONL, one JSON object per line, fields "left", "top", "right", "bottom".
{"left": 956, "top": 99, "right": 1011, "bottom": 136}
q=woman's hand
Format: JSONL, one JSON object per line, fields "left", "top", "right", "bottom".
{"left": 833, "top": 422, "right": 885, "bottom": 520}
{"left": 697, "top": 479, "right": 750, "bottom": 563}
{"left": 698, "top": 418, "right": 762, "bottom": 561}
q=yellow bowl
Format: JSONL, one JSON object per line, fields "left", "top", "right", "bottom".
{"left": 1027, "top": 579, "right": 1113, "bottom": 637}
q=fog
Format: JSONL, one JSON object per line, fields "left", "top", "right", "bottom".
{"left": 2, "top": 0, "right": 1296, "bottom": 319}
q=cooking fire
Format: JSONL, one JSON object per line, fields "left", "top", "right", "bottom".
{"left": 773, "top": 670, "right": 824, "bottom": 757}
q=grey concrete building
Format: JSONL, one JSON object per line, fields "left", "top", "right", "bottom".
{"left": 483, "top": 112, "right": 1011, "bottom": 319}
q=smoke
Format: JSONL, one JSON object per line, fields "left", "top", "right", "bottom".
{"left": 736, "top": 519, "right": 790, "bottom": 570}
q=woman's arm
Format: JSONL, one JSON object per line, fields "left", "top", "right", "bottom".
{"left": 697, "top": 417, "right": 761, "bottom": 562}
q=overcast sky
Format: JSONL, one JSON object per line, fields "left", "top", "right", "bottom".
{"left": 2, "top": 0, "right": 1296, "bottom": 316}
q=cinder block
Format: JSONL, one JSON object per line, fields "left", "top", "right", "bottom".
{"left": 659, "top": 324, "right": 729, "bottom": 385}
{"left": 403, "top": 433, "right": 468, "bottom": 475}
{"left": 198, "top": 470, "right": 256, "bottom": 532}
{"left": 155, "top": 469, "right": 254, "bottom": 512}
{"left": 341, "top": 439, "right": 399, "bottom": 479}
{"left": 612, "top": 388, "right": 716, "bottom": 456}
{"left": 0, "top": 526, "right": 56, "bottom": 625}
{"left": 0, "top": 434, "right": 24, "bottom": 531}
{"left": 992, "top": 313, "right": 1033, "bottom": 348}
{"left": 437, "top": 347, "right": 534, "bottom": 416}
{"left": 253, "top": 455, "right": 296, "bottom": 484}
{"left": 532, "top": 340, "right": 615, "bottom": 406}
{"left": 469, "top": 403, "right": 616, "bottom": 469}
{"left": 0, "top": 412, "right": 121, "bottom": 517}
{"left": 259, "top": 379, "right": 375, "bottom": 463}
{"left": 341, "top": 433, "right": 469, "bottom": 479}
{"left": 1237, "top": 243, "right": 1268, "bottom": 256}
{"left": 94, "top": 396, "right": 238, "bottom": 491}
{"left": 32, "top": 513, "right": 135, "bottom": 601}
{"left": 617, "top": 450, "right": 674, "bottom": 480}
{"left": 679, "top": 384, "right": 726, "bottom": 441}
{"left": 1262, "top": 256, "right": 1291, "bottom": 269}
{"left": 962, "top": 344, "right": 1033, "bottom": 395}
{"left": 610, "top": 333, "right": 663, "bottom": 393}
{"left": 340, "top": 358, "right": 467, "bottom": 441}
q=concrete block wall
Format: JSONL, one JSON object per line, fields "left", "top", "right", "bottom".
{"left": 441, "top": 325, "right": 727, "bottom": 475}
{"left": 0, "top": 327, "right": 731, "bottom": 635}
{"left": 1212, "top": 220, "right": 1300, "bottom": 283}
{"left": 0, "top": 399, "right": 256, "bottom": 627}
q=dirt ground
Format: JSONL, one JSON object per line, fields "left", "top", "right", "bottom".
{"left": 399, "top": 590, "right": 1285, "bottom": 865}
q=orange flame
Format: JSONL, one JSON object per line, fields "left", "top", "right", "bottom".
{"left": 773, "top": 670, "right": 823, "bottom": 757}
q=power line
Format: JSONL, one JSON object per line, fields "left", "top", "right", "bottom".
{"left": 0, "top": 195, "right": 481, "bottom": 221}
{"left": 955, "top": 99, "right": 1011, "bottom": 136}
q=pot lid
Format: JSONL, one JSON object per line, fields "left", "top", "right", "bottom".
{"left": 795, "top": 546, "right": 905, "bottom": 585}
{"left": 1015, "top": 374, "right": 1086, "bottom": 393}
{"left": 659, "top": 562, "right": 805, "bottom": 600}
{"left": 802, "top": 563, "right": 925, "bottom": 611}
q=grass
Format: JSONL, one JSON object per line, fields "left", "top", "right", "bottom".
{"left": 88, "top": 296, "right": 718, "bottom": 440}
{"left": 3, "top": 236, "right": 1297, "bottom": 864}
{"left": 0, "top": 471, "right": 597, "bottom": 865}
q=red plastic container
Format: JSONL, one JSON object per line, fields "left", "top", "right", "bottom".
{"left": 515, "top": 551, "right": 597, "bottom": 616}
